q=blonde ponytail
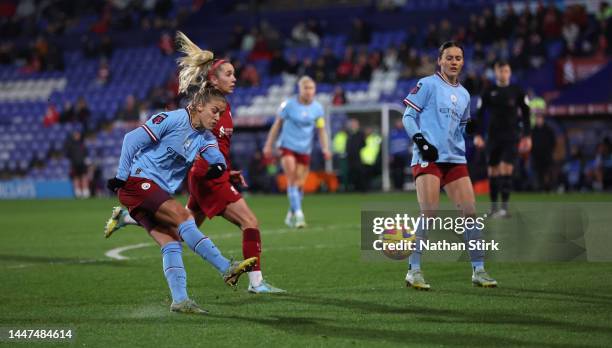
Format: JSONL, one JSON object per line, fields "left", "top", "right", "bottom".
{"left": 175, "top": 31, "right": 214, "bottom": 94}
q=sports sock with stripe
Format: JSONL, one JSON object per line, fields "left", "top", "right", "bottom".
{"left": 287, "top": 185, "right": 301, "bottom": 212}
{"left": 408, "top": 224, "right": 426, "bottom": 271}
{"left": 464, "top": 225, "right": 485, "bottom": 271}
{"left": 161, "top": 241, "right": 188, "bottom": 303}
{"left": 178, "top": 219, "right": 230, "bottom": 274}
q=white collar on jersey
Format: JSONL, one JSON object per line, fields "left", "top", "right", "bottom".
{"left": 436, "top": 72, "right": 460, "bottom": 87}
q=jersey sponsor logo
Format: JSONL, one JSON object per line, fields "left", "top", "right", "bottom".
{"left": 141, "top": 182, "right": 151, "bottom": 190}
{"left": 166, "top": 147, "right": 187, "bottom": 164}
{"left": 152, "top": 113, "right": 168, "bottom": 124}
{"left": 410, "top": 83, "right": 422, "bottom": 94}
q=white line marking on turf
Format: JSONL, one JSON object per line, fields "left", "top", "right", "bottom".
{"left": 4, "top": 223, "right": 360, "bottom": 269}
{"left": 105, "top": 242, "right": 155, "bottom": 260}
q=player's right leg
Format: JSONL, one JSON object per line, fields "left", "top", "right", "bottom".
{"left": 405, "top": 172, "right": 440, "bottom": 290}
{"left": 281, "top": 154, "right": 299, "bottom": 228}
{"left": 487, "top": 142, "right": 503, "bottom": 215}
{"left": 148, "top": 226, "right": 208, "bottom": 314}
{"left": 154, "top": 199, "right": 256, "bottom": 287}
{"left": 444, "top": 176, "right": 498, "bottom": 288}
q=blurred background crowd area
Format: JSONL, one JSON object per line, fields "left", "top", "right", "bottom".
{"left": 0, "top": 0, "right": 610, "bottom": 197}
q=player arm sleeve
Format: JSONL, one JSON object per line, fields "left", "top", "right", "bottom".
{"left": 402, "top": 80, "right": 431, "bottom": 138}
{"left": 460, "top": 101, "right": 471, "bottom": 136}
{"left": 116, "top": 127, "right": 153, "bottom": 180}
{"left": 519, "top": 92, "right": 532, "bottom": 136}
{"left": 402, "top": 107, "right": 421, "bottom": 138}
{"left": 199, "top": 137, "right": 226, "bottom": 166}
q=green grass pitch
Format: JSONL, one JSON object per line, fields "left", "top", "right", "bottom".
{"left": 1, "top": 192, "right": 612, "bottom": 347}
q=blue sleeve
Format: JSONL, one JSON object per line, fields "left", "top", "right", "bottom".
{"left": 403, "top": 79, "right": 431, "bottom": 113}
{"left": 141, "top": 112, "right": 173, "bottom": 142}
{"left": 278, "top": 100, "right": 290, "bottom": 119}
{"left": 116, "top": 127, "right": 153, "bottom": 180}
{"left": 402, "top": 106, "right": 420, "bottom": 138}
{"left": 460, "top": 95, "right": 471, "bottom": 136}
{"left": 198, "top": 132, "right": 226, "bottom": 165}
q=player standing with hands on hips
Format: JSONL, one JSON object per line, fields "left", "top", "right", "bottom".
{"left": 263, "top": 76, "right": 331, "bottom": 228}
{"left": 402, "top": 41, "right": 497, "bottom": 290}
{"left": 473, "top": 60, "right": 531, "bottom": 218}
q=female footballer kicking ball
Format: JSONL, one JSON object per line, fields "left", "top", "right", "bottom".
{"left": 263, "top": 76, "right": 331, "bottom": 228}
{"left": 402, "top": 41, "right": 497, "bottom": 290}
{"left": 107, "top": 86, "right": 257, "bottom": 313}
{"left": 105, "top": 31, "right": 284, "bottom": 294}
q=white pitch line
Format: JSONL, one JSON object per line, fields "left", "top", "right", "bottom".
{"left": 103, "top": 223, "right": 359, "bottom": 261}
{"left": 3, "top": 223, "right": 361, "bottom": 269}
{"left": 104, "top": 242, "right": 155, "bottom": 260}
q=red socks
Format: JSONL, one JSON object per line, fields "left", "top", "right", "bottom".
{"left": 242, "top": 228, "right": 261, "bottom": 271}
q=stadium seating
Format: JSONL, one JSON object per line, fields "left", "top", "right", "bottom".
{"left": 0, "top": 0, "right": 608, "bottom": 190}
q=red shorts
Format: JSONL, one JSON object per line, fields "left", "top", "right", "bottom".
{"left": 118, "top": 177, "right": 171, "bottom": 232}
{"left": 280, "top": 147, "right": 310, "bottom": 165}
{"left": 187, "top": 173, "right": 242, "bottom": 219}
{"left": 411, "top": 162, "right": 469, "bottom": 187}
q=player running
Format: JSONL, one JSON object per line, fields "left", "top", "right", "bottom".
{"left": 107, "top": 85, "right": 256, "bottom": 313}
{"left": 402, "top": 41, "right": 497, "bottom": 290}
{"left": 263, "top": 76, "right": 331, "bottom": 228}
{"left": 105, "top": 31, "right": 284, "bottom": 294}
{"left": 473, "top": 60, "right": 531, "bottom": 218}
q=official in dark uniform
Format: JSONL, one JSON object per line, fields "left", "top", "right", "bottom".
{"left": 473, "top": 60, "right": 531, "bottom": 217}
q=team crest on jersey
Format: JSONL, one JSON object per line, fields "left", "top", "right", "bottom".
{"left": 141, "top": 182, "right": 151, "bottom": 190}
{"left": 410, "top": 83, "right": 422, "bottom": 94}
{"left": 184, "top": 138, "right": 193, "bottom": 150}
{"left": 450, "top": 94, "right": 458, "bottom": 103}
{"left": 152, "top": 113, "right": 168, "bottom": 124}
{"left": 420, "top": 162, "right": 429, "bottom": 168}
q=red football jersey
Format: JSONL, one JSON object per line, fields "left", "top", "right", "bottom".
{"left": 190, "top": 103, "right": 233, "bottom": 181}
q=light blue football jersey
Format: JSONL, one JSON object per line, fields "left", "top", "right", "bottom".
{"left": 125, "top": 108, "right": 224, "bottom": 194}
{"left": 277, "top": 97, "right": 325, "bottom": 155}
{"left": 403, "top": 72, "right": 471, "bottom": 166}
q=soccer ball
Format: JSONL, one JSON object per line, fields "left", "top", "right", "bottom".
{"left": 379, "top": 227, "right": 416, "bottom": 260}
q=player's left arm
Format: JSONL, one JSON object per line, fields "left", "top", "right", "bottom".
{"left": 316, "top": 115, "right": 331, "bottom": 160}
{"left": 518, "top": 89, "right": 532, "bottom": 151}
